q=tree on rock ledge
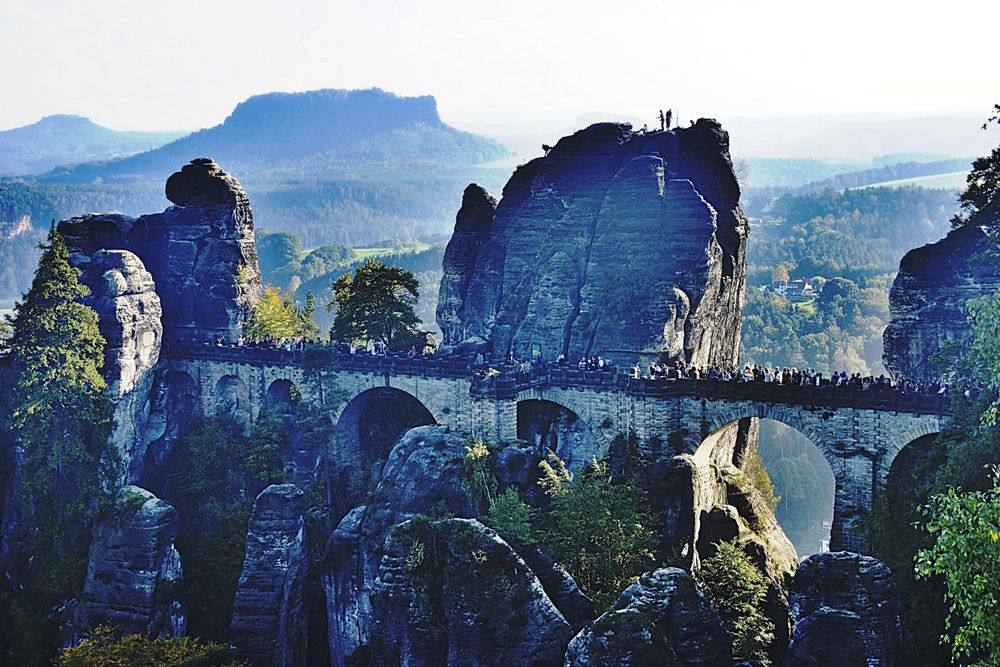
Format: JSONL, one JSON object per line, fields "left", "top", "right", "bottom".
{"left": 1, "top": 225, "right": 117, "bottom": 663}
{"left": 328, "top": 258, "right": 422, "bottom": 350}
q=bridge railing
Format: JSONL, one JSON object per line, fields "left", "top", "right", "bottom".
{"left": 161, "top": 344, "right": 951, "bottom": 415}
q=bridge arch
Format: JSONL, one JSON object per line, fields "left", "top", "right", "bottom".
{"left": 695, "top": 415, "right": 837, "bottom": 557}
{"left": 331, "top": 386, "right": 437, "bottom": 511}
{"left": 516, "top": 398, "right": 603, "bottom": 470}
{"left": 264, "top": 378, "right": 298, "bottom": 414}
{"left": 699, "top": 405, "right": 829, "bottom": 460}
{"left": 881, "top": 422, "right": 943, "bottom": 482}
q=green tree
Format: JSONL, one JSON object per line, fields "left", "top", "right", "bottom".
{"left": 328, "top": 259, "right": 421, "bottom": 349}
{"left": 915, "top": 467, "right": 1000, "bottom": 664}
{"left": 771, "top": 263, "right": 790, "bottom": 283}
{"left": 696, "top": 540, "right": 775, "bottom": 665}
{"left": 966, "top": 290, "right": 1000, "bottom": 426}
{"left": 56, "top": 625, "right": 247, "bottom": 667}
{"left": 536, "top": 458, "right": 657, "bottom": 609}
{"left": 485, "top": 487, "right": 537, "bottom": 546}
{"left": 863, "top": 290, "right": 1000, "bottom": 665}
{"left": 244, "top": 285, "right": 319, "bottom": 339}
{"left": 1, "top": 226, "right": 117, "bottom": 664}
{"left": 952, "top": 105, "right": 1000, "bottom": 230}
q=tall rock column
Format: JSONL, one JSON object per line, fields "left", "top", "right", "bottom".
{"left": 230, "top": 484, "right": 310, "bottom": 667}
{"left": 149, "top": 157, "right": 262, "bottom": 344}
{"left": 71, "top": 486, "right": 185, "bottom": 640}
{"left": 59, "top": 157, "right": 262, "bottom": 347}
{"left": 436, "top": 120, "right": 747, "bottom": 367}
{"left": 71, "top": 249, "right": 162, "bottom": 478}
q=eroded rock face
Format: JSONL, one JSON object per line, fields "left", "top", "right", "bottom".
{"left": 437, "top": 120, "right": 747, "bottom": 366}
{"left": 323, "top": 425, "right": 477, "bottom": 666}
{"left": 660, "top": 416, "right": 797, "bottom": 664}
{"left": 370, "top": 518, "right": 573, "bottom": 666}
{"left": 436, "top": 184, "right": 498, "bottom": 345}
{"left": 59, "top": 158, "right": 261, "bottom": 346}
{"left": 884, "top": 223, "right": 1000, "bottom": 380}
{"left": 231, "top": 483, "right": 310, "bottom": 667}
{"left": 71, "top": 486, "right": 184, "bottom": 641}
{"left": 787, "top": 551, "right": 907, "bottom": 666}
{"left": 565, "top": 567, "right": 731, "bottom": 666}
{"left": 72, "top": 249, "right": 162, "bottom": 478}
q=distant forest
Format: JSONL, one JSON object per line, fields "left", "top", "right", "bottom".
{"left": 742, "top": 186, "right": 958, "bottom": 376}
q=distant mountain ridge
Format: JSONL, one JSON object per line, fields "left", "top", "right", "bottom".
{"left": 40, "top": 88, "right": 510, "bottom": 184}
{"left": 0, "top": 115, "right": 182, "bottom": 176}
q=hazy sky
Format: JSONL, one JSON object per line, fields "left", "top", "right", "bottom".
{"left": 1, "top": 0, "right": 997, "bottom": 132}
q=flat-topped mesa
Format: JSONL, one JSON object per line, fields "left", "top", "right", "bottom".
{"left": 884, "top": 222, "right": 1000, "bottom": 380}
{"left": 58, "top": 158, "right": 262, "bottom": 346}
{"left": 436, "top": 119, "right": 748, "bottom": 367}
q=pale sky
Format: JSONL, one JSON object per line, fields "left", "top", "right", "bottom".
{"left": 1, "top": 0, "right": 997, "bottom": 133}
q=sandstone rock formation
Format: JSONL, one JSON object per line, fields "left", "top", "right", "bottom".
{"left": 662, "top": 416, "right": 798, "bottom": 663}
{"left": 231, "top": 483, "right": 310, "bottom": 667}
{"left": 59, "top": 157, "right": 261, "bottom": 347}
{"left": 787, "top": 551, "right": 907, "bottom": 666}
{"left": 565, "top": 567, "right": 731, "bottom": 666}
{"left": 884, "top": 223, "right": 1000, "bottom": 380}
{"left": 71, "top": 486, "right": 184, "bottom": 640}
{"left": 72, "top": 249, "right": 162, "bottom": 478}
{"left": 323, "top": 425, "right": 477, "bottom": 665}
{"left": 370, "top": 517, "right": 573, "bottom": 666}
{"left": 437, "top": 120, "right": 748, "bottom": 367}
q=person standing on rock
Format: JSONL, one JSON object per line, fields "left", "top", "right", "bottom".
{"left": 659, "top": 109, "right": 665, "bottom": 131}
{"left": 665, "top": 109, "right": 673, "bottom": 129}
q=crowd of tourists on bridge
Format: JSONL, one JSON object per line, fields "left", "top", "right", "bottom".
{"left": 628, "top": 360, "right": 951, "bottom": 396}
{"left": 207, "top": 334, "right": 949, "bottom": 396}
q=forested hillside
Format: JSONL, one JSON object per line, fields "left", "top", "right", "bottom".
{"left": 741, "top": 186, "right": 957, "bottom": 375}
{"left": 1, "top": 89, "right": 511, "bottom": 257}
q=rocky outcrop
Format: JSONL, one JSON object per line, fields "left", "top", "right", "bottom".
{"left": 436, "top": 184, "right": 498, "bottom": 345}
{"left": 370, "top": 517, "right": 573, "bottom": 666}
{"left": 72, "top": 249, "right": 162, "bottom": 478}
{"left": 231, "top": 483, "right": 310, "bottom": 667}
{"left": 565, "top": 568, "right": 731, "bottom": 666}
{"left": 787, "top": 551, "right": 907, "bottom": 666}
{"left": 59, "top": 157, "right": 261, "bottom": 346}
{"left": 663, "top": 416, "right": 797, "bottom": 663}
{"left": 436, "top": 120, "right": 747, "bottom": 367}
{"left": 71, "top": 486, "right": 184, "bottom": 640}
{"left": 323, "top": 425, "right": 478, "bottom": 665}
{"left": 884, "top": 223, "right": 1000, "bottom": 380}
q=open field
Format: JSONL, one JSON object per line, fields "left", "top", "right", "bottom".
{"left": 855, "top": 170, "right": 968, "bottom": 191}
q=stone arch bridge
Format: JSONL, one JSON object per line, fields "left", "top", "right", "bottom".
{"left": 159, "top": 344, "right": 949, "bottom": 552}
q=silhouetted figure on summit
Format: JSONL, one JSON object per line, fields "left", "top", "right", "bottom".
{"left": 665, "top": 108, "right": 673, "bottom": 129}
{"left": 659, "top": 109, "right": 665, "bottom": 131}
{"left": 542, "top": 144, "right": 553, "bottom": 156}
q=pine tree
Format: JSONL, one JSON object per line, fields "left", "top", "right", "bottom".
{"left": 328, "top": 259, "right": 421, "bottom": 349}
{"left": 696, "top": 540, "right": 775, "bottom": 665}
{"left": 4, "top": 225, "right": 116, "bottom": 597}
